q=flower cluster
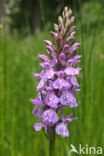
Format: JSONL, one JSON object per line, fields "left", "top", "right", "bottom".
{"left": 31, "top": 7, "right": 81, "bottom": 138}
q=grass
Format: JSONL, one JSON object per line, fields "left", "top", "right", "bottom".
{"left": 0, "top": 8, "right": 104, "bottom": 156}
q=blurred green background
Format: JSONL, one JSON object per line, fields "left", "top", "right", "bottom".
{"left": 0, "top": 0, "right": 104, "bottom": 156}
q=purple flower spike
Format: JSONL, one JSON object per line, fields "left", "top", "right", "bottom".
{"left": 31, "top": 6, "right": 81, "bottom": 138}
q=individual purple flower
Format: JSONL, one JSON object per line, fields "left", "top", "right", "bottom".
{"left": 32, "top": 107, "right": 41, "bottom": 120}
{"left": 41, "top": 62, "right": 55, "bottom": 79}
{"left": 66, "top": 75, "right": 79, "bottom": 87}
{"left": 45, "top": 87, "right": 59, "bottom": 108}
{"left": 64, "top": 66, "right": 81, "bottom": 76}
{"left": 55, "top": 113, "right": 77, "bottom": 137}
{"left": 31, "top": 6, "right": 81, "bottom": 139}
{"left": 42, "top": 109, "right": 59, "bottom": 126}
{"left": 60, "top": 90, "right": 78, "bottom": 107}
{"left": 52, "top": 71, "right": 70, "bottom": 90}
{"left": 31, "top": 93, "right": 43, "bottom": 120}
{"left": 37, "top": 79, "right": 45, "bottom": 91}
{"left": 36, "top": 62, "right": 55, "bottom": 91}
{"left": 31, "top": 92, "right": 42, "bottom": 106}
{"left": 67, "top": 55, "right": 82, "bottom": 66}
{"left": 56, "top": 123, "right": 69, "bottom": 137}
{"left": 34, "top": 123, "right": 43, "bottom": 131}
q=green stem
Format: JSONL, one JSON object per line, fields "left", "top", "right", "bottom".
{"left": 49, "top": 128, "right": 55, "bottom": 156}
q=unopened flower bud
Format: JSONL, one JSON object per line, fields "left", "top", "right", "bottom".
{"left": 66, "top": 12, "right": 69, "bottom": 18}
{"left": 59, "top": 24, "right": 63, "bottom": 30}
{"left": 54, "top": 23, "right": 59, "bottom": 32}
{"left": 70, "top": 26, "right": 76, "bottom": 32}
{"left": 63, "top": 44, "right": 70, "bottom": 52}
{"left": 58, "top": 16, "right": 63, "bottom": 24}
{"left": 59, "top": 53, "right": 65, "bottom": 65}
{"left": 66, "top": 36, "right": 74, "bottom": 43}
{"left": 58, "top": 71, "right": 64, "bottom": 78}
{"left": 64, "top": 6, "right": 68, "bottom": 13}
{"left": 44, "top": 40, "right": 52, "bottom": 46}
{"left": 50, "top": 31, "right": 57, "bottom": 39}
{"left": 73, "top": 43, "right": 80, "bottom": 47}
{"left": 65, "top": 19, "right": 71, "bottom": 27}
{"left": 70, "top": 16, "right": 75, "bottom": 23}
{"left": 56, "top": 36, "right": 63, "bottom": 46}
{"left": 71, "top": 31, "right": 76, "bottom": 36}
{"left": 62, "top": 11, "right": 65, "bottom": 18}
{"left": 70, "top": 47, "right": 78, "bottom": 55}
{"left": 68, "top": 9, "right": 72, "bottom": 16}
{"left": 61, "top": 27, "right": 65, "bottom": 36}
{"left": 46, "top": 46, "right": 54, "bottom": 54}
{"left": 38, "top": 54, "right": 48, "bottom": 62}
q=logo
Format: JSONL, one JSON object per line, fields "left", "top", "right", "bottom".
{"left": 69, "top": 144, "right": 102, "bottom": 155}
